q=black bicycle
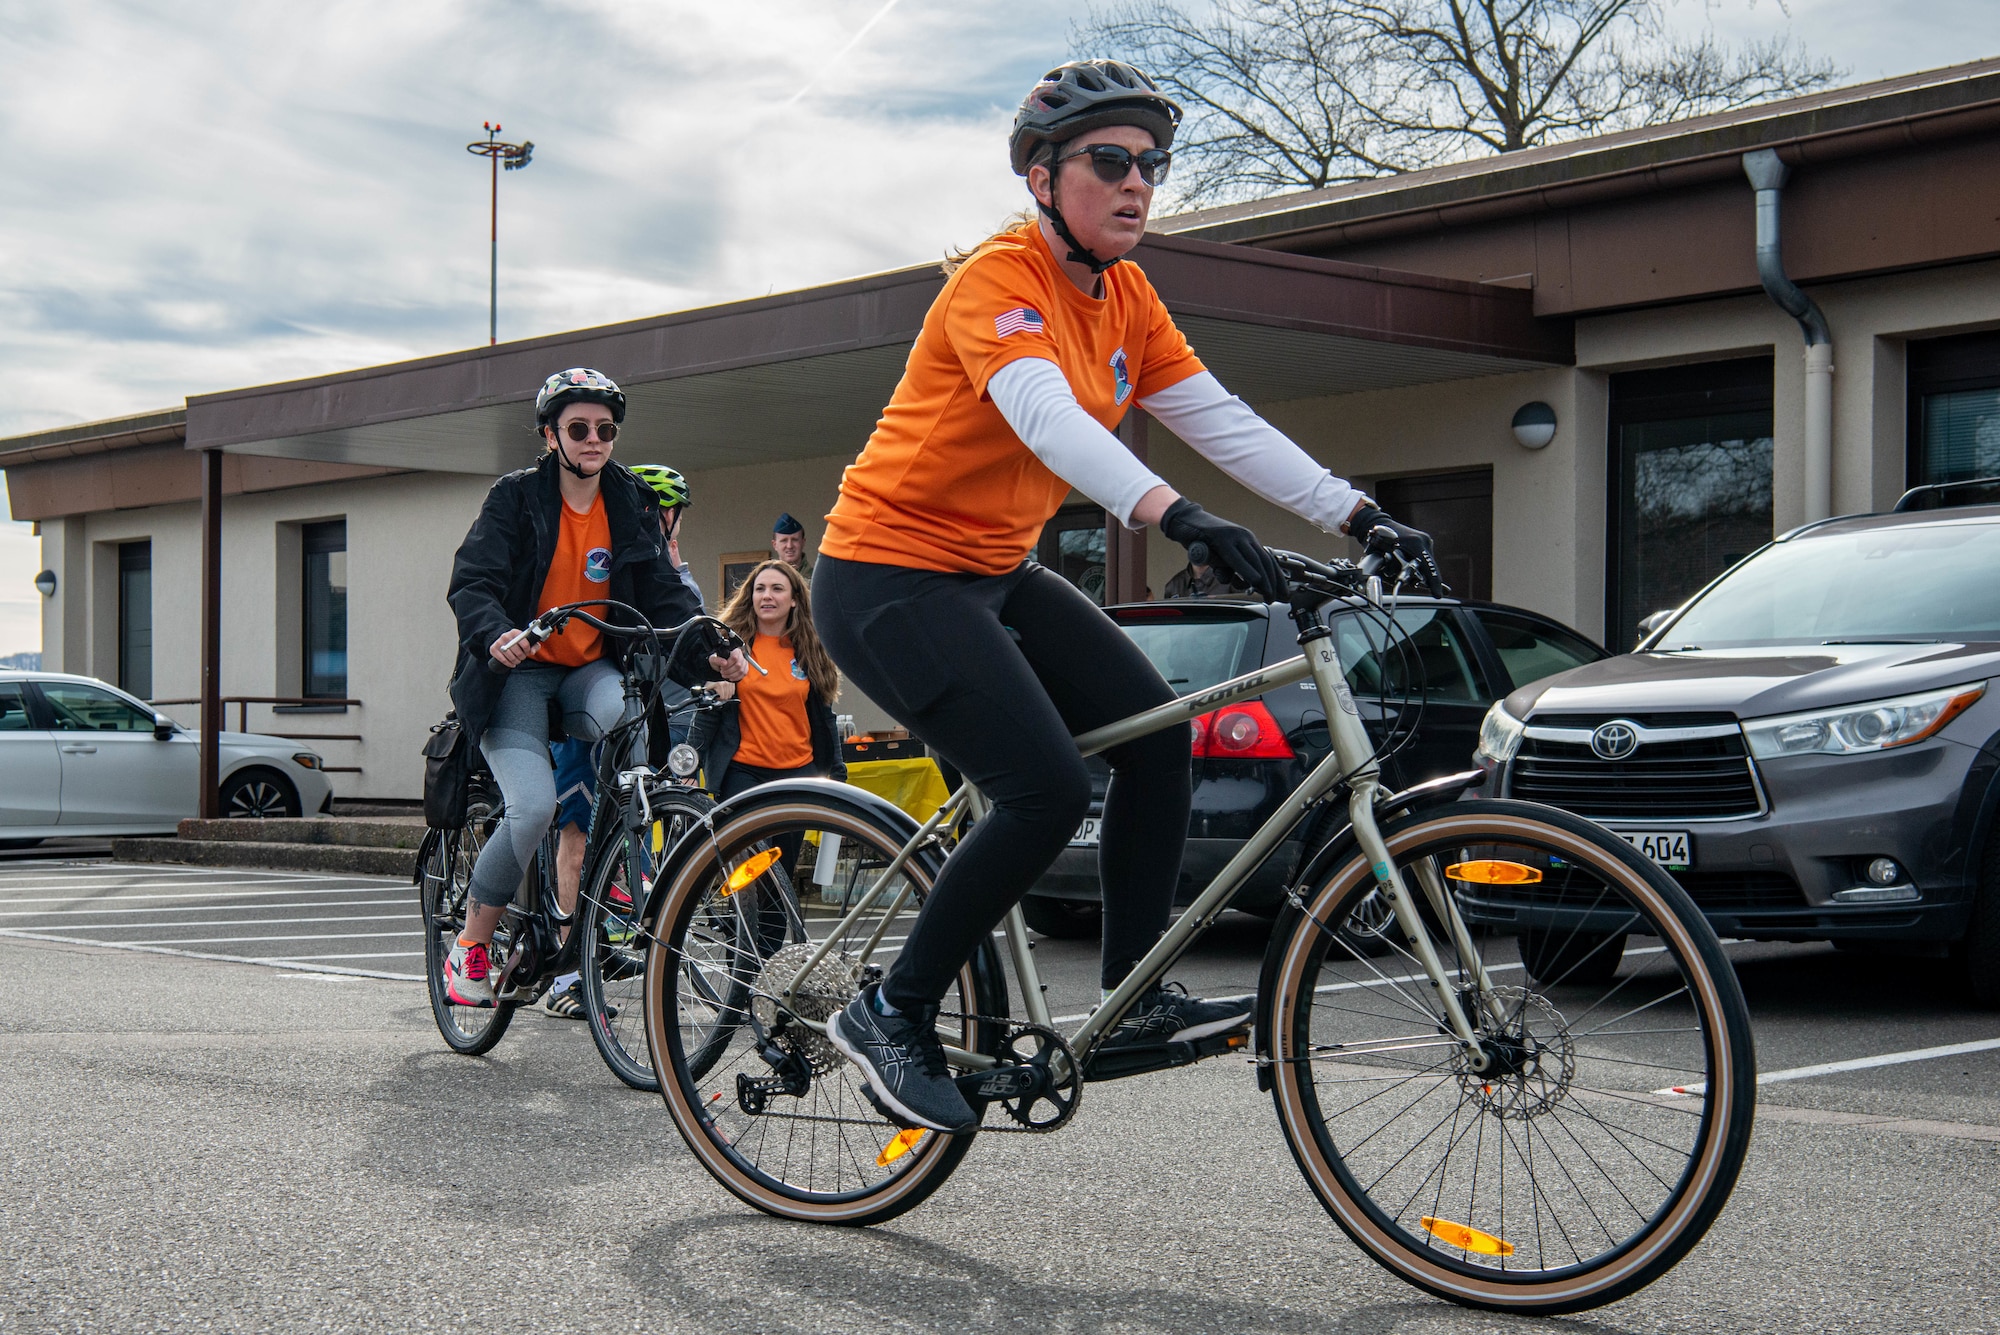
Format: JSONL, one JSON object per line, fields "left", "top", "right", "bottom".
{"left": 417, "top": 602, "right": 743, "bottom": 1090}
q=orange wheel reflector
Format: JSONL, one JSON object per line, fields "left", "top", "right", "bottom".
{"left": 876, "top": 1127, "right": 926, "bottom": 1166}
{"left": 722, "top": 847, "right": 783, "bottom": 895}
{"left": 1420, "top": 1216, "right": 1515, "bottom": 1256}
{"left": 1444, "top": 860, "right": 1542, "bottom": 885}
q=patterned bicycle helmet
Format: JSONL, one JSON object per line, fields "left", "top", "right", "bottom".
{"left": 629, "top": 463, "right": 692, "bottom": 510}
{"left": 1008, "top": 60, "right": 1181, "bottom": 176}
{"left": 535, "top": 367, "right": 626, "bottom": 427}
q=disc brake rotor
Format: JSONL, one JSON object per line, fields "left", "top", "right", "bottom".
{"left": 1456, "top": 985, "right": 1575, "bottom": 1119}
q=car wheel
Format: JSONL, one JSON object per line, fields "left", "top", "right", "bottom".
{"left": 1951, "top": 825, "right": 2000, "bottom": 1007}
{"left": 220, "top": 768, "right": 300, "bottom": 819}
{"left": 1518, "top": 928, "right": 1626, "bottom": 988}
{"left": 1020, "top": 896, "right": 1102, "bottom": 940}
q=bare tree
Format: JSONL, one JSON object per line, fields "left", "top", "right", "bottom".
{"left": 1075, "top": 1, "right": 1843, "bottom": 207}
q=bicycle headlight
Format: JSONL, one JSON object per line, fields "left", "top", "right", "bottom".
{"left": 1743, "top": 682, "right": 1985, "bottom": 759}
{"left": 1475, "top": 702, "right": 1525, "bottom": 767}
{"left": 667, "top": 742, "right": 701, "bottom": 779}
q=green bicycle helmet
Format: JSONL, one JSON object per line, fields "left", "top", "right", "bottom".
{"left": 629, "top": 463, "right": 692, "bottom": 510}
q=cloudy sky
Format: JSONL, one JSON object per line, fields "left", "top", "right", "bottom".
{"left": 0, "top": 0, "right": 1992, "bottom": 659}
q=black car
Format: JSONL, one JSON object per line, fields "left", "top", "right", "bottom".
{"left": 1023, "top": 595, "right": 1607, "bottom": 936}
{"left": 1467, "top": 492, "right": 2000, "bottom": 1004}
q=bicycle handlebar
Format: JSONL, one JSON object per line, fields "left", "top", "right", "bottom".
{"left": 487, "top": 600, "right": 753, "bottom": 676}
{"left": 1183, "top": 536, "right": 1445, "bottom": 606}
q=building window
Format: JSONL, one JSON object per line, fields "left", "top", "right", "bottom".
{"left": 1607, "top": 358, "right": 1774, "bottom": 652}
{"left": 1035, "top": 505, "right": 1108, "bottom": 604}
{"left": 117, "top": 540, "right": 152, "bottom": 700}
{"left": 303, "top": 520, "right": 348, "bottom": 698}
{"left": 1373, "top": 468, "right": 1493, "bottom": 601}
{"left": 1909, "top": 330, "right": 2000, "bottom": 488}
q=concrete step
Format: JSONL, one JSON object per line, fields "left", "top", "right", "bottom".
{"left": 113, "top": 836, "right": 417, "bottom": 879}
{"left": 175, "top": 817, "right": 428, "bottom": 850}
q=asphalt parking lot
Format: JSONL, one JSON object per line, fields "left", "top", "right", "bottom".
{"left": 3, "top": 855, "right": 1997, "bottom": 1333}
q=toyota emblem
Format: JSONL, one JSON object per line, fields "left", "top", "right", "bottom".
{"left": 1590, "top": 720, "right": 1640, "bottom": 760}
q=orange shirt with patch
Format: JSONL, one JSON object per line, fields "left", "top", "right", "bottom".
{"left": 733, "top": 633, "right": 815, "bottom": 770}
{"left": 532, "top": 494, "right": 614, "bottom": 667}
{"left": 820, "top": 222, "right": 1204, "bottom": 576}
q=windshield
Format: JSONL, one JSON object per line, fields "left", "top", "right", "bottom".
{"left": 1118, "top": 617, "right": 1258, "bottom": 695}
{"left": 1661, "top": 519, "right": 2000, "bottom": 646}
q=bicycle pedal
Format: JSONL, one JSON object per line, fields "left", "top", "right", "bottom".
{"left": 854, "top": 1080, "right": 925, "bottom": 1134}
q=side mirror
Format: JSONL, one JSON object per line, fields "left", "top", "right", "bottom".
{"left": 153, "top": 713, "right": 176, "bottom": 741}
{"left": 1635, "top": 609, "right": 1675, "bottom": 648}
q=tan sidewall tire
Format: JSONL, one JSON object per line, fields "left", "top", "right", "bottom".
{"left": 1266, "top": 804, "right": 1753, "bottom": 1313}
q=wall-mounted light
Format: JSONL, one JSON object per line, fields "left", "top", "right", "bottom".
{"left": 33, "top": 569, "right": 56, "bottom": 598}
{"left": 1511, "top": 401, "right": 1557, "bottom": 449}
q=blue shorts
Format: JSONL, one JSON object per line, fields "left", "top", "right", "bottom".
{"left": 551, "top": 737, "right": 595, "bottom": 834}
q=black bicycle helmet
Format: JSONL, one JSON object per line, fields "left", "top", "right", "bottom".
{"left": 1009, "top": 59, "right": 1181, "bottom": 177}
{"left": 534, "top": 367, "right": 626, "bottom": 428}
{"left": 1007, "top": 60, "right": 1181, "bottom": 276}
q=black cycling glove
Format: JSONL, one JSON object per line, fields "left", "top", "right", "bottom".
{"left": 1159, "top": 498, "right": 1288, "bottom": 603}
{"left": 1346, "top": 503, "right": 1446, "bottom": 597}
{"left": 669, "top": 618, "right": 744, "bottom": 687}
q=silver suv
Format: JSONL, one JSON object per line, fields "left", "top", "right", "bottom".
{"left": 1468, "top": 493, "right": 2000, "bottom": 1004}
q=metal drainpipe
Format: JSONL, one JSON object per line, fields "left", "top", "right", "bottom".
{"left": 1743, "top": 148, "right": 1833, "bottom": 522}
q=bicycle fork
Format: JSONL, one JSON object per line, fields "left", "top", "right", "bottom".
{"left": 1308, "top": 634, "right": 1500, "bottom": 1069}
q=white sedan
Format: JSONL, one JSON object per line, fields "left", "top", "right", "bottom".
{"left": 0, "top": 670, "right": 335, "bottom": 843}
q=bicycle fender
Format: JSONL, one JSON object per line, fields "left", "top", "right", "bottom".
{"left": 1251, "top": 769, "right": 1484, "bottom": 1090}
{"left": 638, "top": 778, "right": 944, "bottom": 926}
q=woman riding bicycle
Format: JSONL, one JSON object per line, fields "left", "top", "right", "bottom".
{"left": 443, "top": 368, "right": 745, "bottom": 1007}
{"left": 814, "top": 59, "right": 1436, "bottom": 1134}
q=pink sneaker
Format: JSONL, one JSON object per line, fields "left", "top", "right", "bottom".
{"left": 445, "top": 939, "right": 495, "bottom": 1007}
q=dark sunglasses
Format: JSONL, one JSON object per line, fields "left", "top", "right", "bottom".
{"left": 1056, "top": 143, "right": 1171, "bottom": 187}
{"left": 560, "top": 420, "right": 618, "bottom": 443}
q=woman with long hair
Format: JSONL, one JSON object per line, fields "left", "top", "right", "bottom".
{"left": 691, "top": 559, "right": 847, "bottom": 804}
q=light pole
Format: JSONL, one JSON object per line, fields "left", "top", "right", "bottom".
{"left": 466, "top": 121, "right": 534, "bottom": 346}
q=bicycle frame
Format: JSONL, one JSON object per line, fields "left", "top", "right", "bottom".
{"left": 785, "top": 593, "right": 1503, "bottom": 1075}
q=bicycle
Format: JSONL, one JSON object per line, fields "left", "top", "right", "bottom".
{"left": 635, "top": 540, "right": 1757, "bottom": 1315}
{"left": 417, "top": 602, "right": 746, "bottom": 1092}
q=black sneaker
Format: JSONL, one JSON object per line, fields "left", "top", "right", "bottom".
{"left": 1098, "top": 982, "right": 1251, "bottom": 1049}
{"left": 826, "top": 984, "right": 978, "bottom": 1134}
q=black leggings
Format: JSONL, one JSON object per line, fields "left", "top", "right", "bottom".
{"left": 812, "top": 555, "right": 1191, "bottom": 1007}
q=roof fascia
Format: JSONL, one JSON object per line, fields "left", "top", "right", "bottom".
{"left": 1165, "top": 64, "right": 2000, "bottom": 251}
{"left": 0, "top": 408, "right": 187, "bottom": 468}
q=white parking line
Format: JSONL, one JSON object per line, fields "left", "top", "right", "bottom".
{"left": 1659, "top": 1036, "right": 2000, "bottom": 1095}
{"left": 0, "top": 898, "right": 413, "bottom": 918}
{"left": 0, "top": 928, "right": 422, "bottom": 981}
{"left": 42, "top": 930, "right": 427, "bottom": 947}
{"left": 25, "top": 913, "right": 420, "bottom": 932}
{"left": 0, "top": 885, "right": 410, "bottom": 906}
{"left": 253, "top": 951, "right": 427, "bottom": 963}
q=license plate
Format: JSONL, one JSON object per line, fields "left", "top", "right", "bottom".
{"left": 1070, "top": 817, "right": 1101, "bottom": 847}
{"left": 1613, "top": 829, "right": 1692, "bottom": 870}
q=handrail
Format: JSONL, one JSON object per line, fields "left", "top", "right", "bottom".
{"left": 149, "top": 695, "right": 366, "bottom": 774}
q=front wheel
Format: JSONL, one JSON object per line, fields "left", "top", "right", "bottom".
{"left": 1263, "top": 798, "right": 1755, "bottom": 1315}
{"left": 580, "top": 787, "right": 717, "bottom": 1091}
{"left": 643, "top": 787, "right": 1006, "bottom": 1225}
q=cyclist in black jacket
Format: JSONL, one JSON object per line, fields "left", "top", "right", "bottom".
{"left": 443, "top": 368, "right": 744, "bottom": 1006}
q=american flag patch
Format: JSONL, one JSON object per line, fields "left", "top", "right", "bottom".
{"left": 994, "top": 307, "right": 1045, "bottom": 338}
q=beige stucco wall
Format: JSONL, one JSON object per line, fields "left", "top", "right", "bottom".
{"left": 38, "top": 471, "right": 491, "bottom": 801}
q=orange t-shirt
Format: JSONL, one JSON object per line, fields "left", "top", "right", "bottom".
{"left": 532, "top": 494, "right": 614, "bottom": 667}
{"left": 733, "top": 633, "right": 815, "bottom": 770}
{"left": 820, "top": 222, "right": 1205, "bottom": 575}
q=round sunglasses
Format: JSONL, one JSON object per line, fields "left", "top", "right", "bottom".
{"left": 559, "top": 420, "right": 618, "bottom": 443}
{"left": 1055, "top": 143, "right": 1171, "bottom": 188}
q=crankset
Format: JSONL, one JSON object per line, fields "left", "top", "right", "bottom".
{"left": 936, "top": 1022, "right": 1081, "bottom": 1133}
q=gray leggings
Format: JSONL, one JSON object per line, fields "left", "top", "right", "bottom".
{"left": 468, "top": 660, "right": 627, "bottom": 908}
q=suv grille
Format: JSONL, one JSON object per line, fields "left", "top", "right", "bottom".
{"left": 1508, "top": 727, "right": 1762, "bottom": 820}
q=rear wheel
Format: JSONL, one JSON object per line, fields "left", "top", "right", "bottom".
{"left": 580, "top": 787, "right": 716, "bottom": 1090}
{"left": 1518, "top": 928, "right": 1627, "bottom": 988}
{"left": 1020, "top": 895, "right": 1100, "bottom": 940}
{"left": 1264, "top": 799, "right": 1755, "bottom": 1314}
{"left": 1951, "top": 824, "right": 2000, "bottom": 1007}
{"left": 644, "top": 792, "right": 1005, "bottom": 1225}
{"left": 418, "top": 797, "right": 516, "bottom": 1054}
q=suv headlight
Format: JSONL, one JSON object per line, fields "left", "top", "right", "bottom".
{"left": 1743, "top": 682, "right": 1985, "bottom": 759}
{"left": 1476, "top": 702, "right": 1526, "bottom": 766}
